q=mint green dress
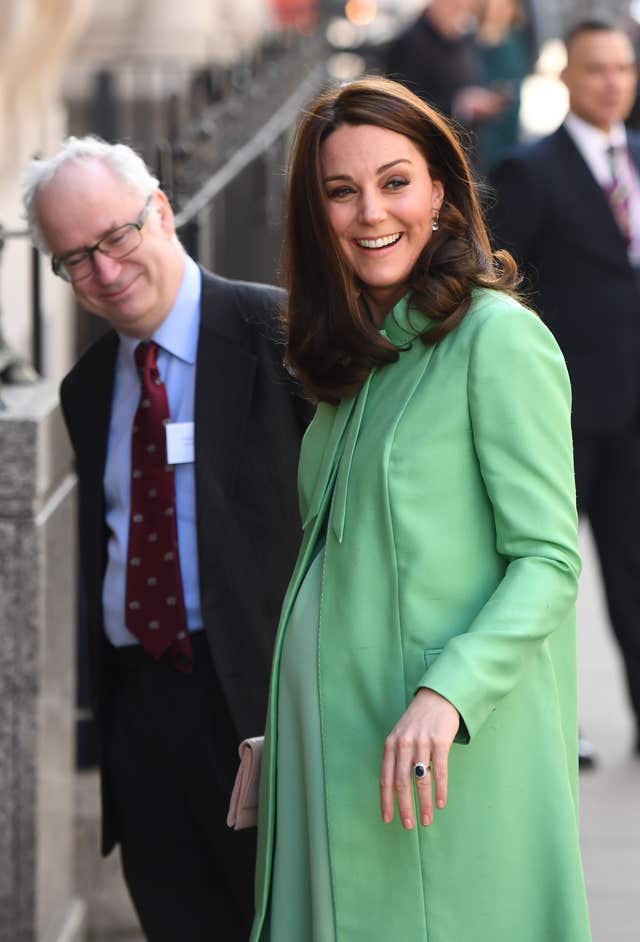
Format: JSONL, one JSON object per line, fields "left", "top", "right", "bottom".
{"left": 259, "top": 539, "right": 336, "bottom": 942}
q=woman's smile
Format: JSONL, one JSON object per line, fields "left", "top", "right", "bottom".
{"left": 321, "top": 124, "right": 443, "bottom": 322}
{"left": 353, "top": 232, "right": 403, "bottom": 250}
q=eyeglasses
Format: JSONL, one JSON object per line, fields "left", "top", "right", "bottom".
{"left": 51, "top": 195, "right": 153, "bottom": 283}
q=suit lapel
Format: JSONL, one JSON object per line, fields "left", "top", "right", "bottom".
{"left": 194, "top": 272, "right": 257, "bottom": 503}
{"left": 69, "top": 331, "right": 118, "bottom": 626}
{"left": 79, "top": 332, "right": 118, "bottom": 494}
{"left": 555, "top": 126, "right": 630, "bottom": 259}
{"left": 627, "top": 131, "right": 640, "bottom": 176}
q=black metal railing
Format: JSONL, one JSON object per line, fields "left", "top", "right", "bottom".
{"left": 0, "top": 225, "right": 42, "bottom": 401}
{"left": 171, "top": 61, "right": 326, "bottom": 281}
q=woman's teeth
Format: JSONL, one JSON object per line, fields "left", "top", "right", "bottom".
{"left": 355, "top": 233, "right": 401, "bottom": 249}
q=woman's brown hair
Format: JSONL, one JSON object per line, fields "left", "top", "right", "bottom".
{"left": 283, "top": 75, "right": 519, "bottom": 403}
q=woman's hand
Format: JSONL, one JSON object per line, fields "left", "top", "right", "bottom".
{"left": 380, "top": 688, "right": 460, "bottom": 829}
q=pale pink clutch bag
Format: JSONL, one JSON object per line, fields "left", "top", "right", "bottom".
{"left": 226, "top": 736, "right": 264, "bottom": 830}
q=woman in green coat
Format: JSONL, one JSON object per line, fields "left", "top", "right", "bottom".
{"left": 250, "top": 76, "right": 591, "bottom": 941}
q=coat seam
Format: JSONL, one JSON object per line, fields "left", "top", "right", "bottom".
{"left": 316, "top": 538, "right": 340, "bottom": 939}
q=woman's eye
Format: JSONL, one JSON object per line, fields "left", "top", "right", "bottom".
{"left": 385, "top": 177, "right": 409, "bottom": 190}
{"left": 327, "top": 185, "right": 354, "bottom": 199}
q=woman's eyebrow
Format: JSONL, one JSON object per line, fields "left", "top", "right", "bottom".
{"left": 323, "top": 158, "right": 413, "bottom": 184}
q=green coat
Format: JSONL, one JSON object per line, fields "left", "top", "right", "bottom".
{"left": 252, "top": 289, "right": 591, "bottom": 941}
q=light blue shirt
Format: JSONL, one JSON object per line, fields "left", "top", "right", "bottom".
{"left": 102, "top": 254, "right": 203, "bottom": 646}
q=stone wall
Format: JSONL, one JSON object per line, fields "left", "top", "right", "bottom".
{"left": 0, "top": 384, "right": 84, "bottom": 942}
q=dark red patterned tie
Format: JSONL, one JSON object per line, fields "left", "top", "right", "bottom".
{"left": 125, "top": 341, "right": 192, "bottom": 671}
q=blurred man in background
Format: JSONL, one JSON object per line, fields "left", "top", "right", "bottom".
{"left": 385, "top": 0, "right": 507, "bottom": 131}
{"left": 490, "top": 20, "right": 640, "bottom": 765}
{"left": 475, "top": 0, "right": 536, "bottom": 171}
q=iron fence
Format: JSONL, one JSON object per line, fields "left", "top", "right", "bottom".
{"left": 0, "top": 225, "right": 42, "bottom": 404}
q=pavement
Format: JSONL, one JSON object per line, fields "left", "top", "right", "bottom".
{"left": 75, "top": 521, "right": 639, "bottom": 941}
{"left": 576, "top": 523, "right": 640, "bottom": 942}
{"left": 74, "top": 773, "right": 143, "bottom": 940}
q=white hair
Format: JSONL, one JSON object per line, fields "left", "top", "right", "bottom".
{"left": 21, "top": 136, "right": 160, "bottom": 254}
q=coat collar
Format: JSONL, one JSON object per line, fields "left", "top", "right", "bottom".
{"left": 380, "top": 293, "right": 432, "bottom": 346}
{"left": 300, "top": 366, "right": 374, "bottom": 542}
{"left": 302, "top": 394, "right": 359, "bottom": 530}
{"left": 329, "top": 370, "right": 374, "bottom": 543}
{"left": 303, "top": 295, "right": 435, "bottom": 541}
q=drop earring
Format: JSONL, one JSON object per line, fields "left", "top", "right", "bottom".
{"left": 432, "top": 209, "right": 440, "bottom": 232}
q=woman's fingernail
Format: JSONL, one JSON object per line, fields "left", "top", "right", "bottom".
{"left": 403, "top": 818, "right": 413, "bottom": 829}
{"left": 382, "top": 812, "right": 392, "bottom": 824}
{"left": 421, "top": 814, "right": 431, "bottom": 826}
{"left": 437, "top": 799, "right": 445, "bottom": 809}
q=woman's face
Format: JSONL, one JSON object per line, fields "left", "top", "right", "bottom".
{"left": 320, "top": 123, "right": 444, "bottom": 322}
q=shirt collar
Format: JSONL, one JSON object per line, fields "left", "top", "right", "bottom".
{"left": 565, "top": 111, "right": 628, "bottom": 153}
{"left": 118, "top": 253, "right": 201, "bottom": 365}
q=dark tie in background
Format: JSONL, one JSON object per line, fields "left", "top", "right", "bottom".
{"left": 125, "top": 341, "right": 192, "bottom": 671}
{"left": 605, "top": 144, "right": 632, "bottom": 246}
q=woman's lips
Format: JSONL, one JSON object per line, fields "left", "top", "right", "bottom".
{"left": 353, "top": 233, "right": 404, "bottom": 254}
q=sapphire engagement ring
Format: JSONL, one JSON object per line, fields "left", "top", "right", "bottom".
{"left": 414, "top": 762, "right": 430, "bottom": 779}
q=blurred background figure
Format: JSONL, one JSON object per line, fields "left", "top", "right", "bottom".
{"left": 475, "top": 0, "right": 536, "bottom": 170}
{"left": 272, "top": 0, "right": 318, "bottom": 30}
{"left": 384, "top": 0, "right": 507, "bottom": 135}
{"left": 489, "top": 19, "right": 640, "bottom": 767}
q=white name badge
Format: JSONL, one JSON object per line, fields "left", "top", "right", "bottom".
{"left": 165, "top": 421, "right": 195, "bottom": 465}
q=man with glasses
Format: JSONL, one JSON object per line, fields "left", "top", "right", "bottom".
{"left": 51, "top": 193, "right": 153, "bottom": 283}
{"left": 21, "top": 137, "right": 310, "bottom": 941}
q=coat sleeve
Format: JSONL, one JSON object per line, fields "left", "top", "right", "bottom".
{"left": 417, "top": 305, "right": 581, "bottom": 740}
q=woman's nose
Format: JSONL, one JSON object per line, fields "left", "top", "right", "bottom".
{"left": 358, "top": 190, "right": 386, "bottom": 225}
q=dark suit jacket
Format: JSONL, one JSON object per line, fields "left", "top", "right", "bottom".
{"left": 489, "top": 124, "right": 640, "bottom": 433}
{"left": 60, "top": 267, "right": 311, "bottom": 853}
